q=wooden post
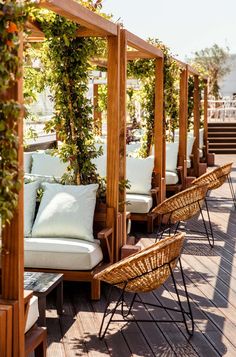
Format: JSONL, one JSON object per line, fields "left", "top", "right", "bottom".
{"left": 93, "top": 83, "right": 102, "bottom": 136}
{"left": 179, "top": 67, "right": 188, "bottom": 188}
{"left": 193, "top": 75, "right": 200, "bottom": 177}
{"left": 1, "top": 34, "right": 25, "bottom": 357}
{"left": 154, "top": 57, "right": 165, "bottom": 202}
{"left": 119, "top": 29, "right": 127, "bottom": 246}
{"left": 106, "top": 29, "right": 121, "bottom": 262}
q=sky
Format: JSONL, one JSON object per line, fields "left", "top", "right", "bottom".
{"left": 102, "top": 0, "right": 236, "bottom": 61}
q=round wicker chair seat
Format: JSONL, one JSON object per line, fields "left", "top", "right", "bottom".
{"left": 192, "top": 162, "right": 233, "bottom": 191}
{"left": 153, "top": 184, "right": 208, "bottom": 223}
{"left": 95, "top": 234, "right": 185, "bottom": 293}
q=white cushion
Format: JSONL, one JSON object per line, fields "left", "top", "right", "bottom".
{"left": 31, "top": 183, "right": 98, "bottom": 242}
{"left": 166, "top": 171, "right": 179, "bottom": 185}
{"left": 126, "top": 156, "right": 154, "bottom": 195}
{"left": 24, "top": 181, "right": 39, "bottom": 237}
{"left": 199, "top": 148, "right": 203, "bottom": 158}
{"left": 92, "top": 155, "right": 106, "bottom": 177}
{"left": 126, "top": 194, "right": 153, "bottom": 214}
{"left": 199, "top": 128, "right": 204, "bottom": 148}
{"left": 126, "top": 142, "right": 141, "bottom": 154}
{"left": 24, "top": 173, "right": 60, "bottom": 185}
{"left": 25, "top": 295, "right": 39, "bottom": 333}
{"left": 24, "top": 237, "right": 103, "bottom": 270}
{"left": 187, "top": 136, "right": 195, "bottom": 159}
{"left": 31, "top": 153, "right": 68, "bottom": 177}
{"left": 24, "top": 152, "right": 33, "bottom": 174}
{"left": 187, "top": 159, "right": 191, "bottom": 169}
{"left": 166, "top": 142, "right": 179, "bottom": 172}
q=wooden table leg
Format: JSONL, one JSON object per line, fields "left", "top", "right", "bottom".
{"left": 37, "top": 296, "right": 46, "bottom": 327}
{"left": 56, "top": 281, "right": 63, "bottom": 315}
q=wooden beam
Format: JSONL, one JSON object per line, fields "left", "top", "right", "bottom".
{"left": 106, "top": 31, "right": 120, "bottom": 262}
{"left": 90, "top": 57, "right": 107, "bottom": 68}
{"left": 126, "top": 30, "right": 163, "bottom": 58}
{"left": 203, "top": 79, "right": 209, "bottom": 152}
{"left": 187, "top": 64, "right": 199, "bottom": 76}
{"left": 127, "top": 51, "right": 154, "bottom": 60}
{"left": 76, "top": 26, "right": 104, "bottom": 37}
{"left": 193, "top": 75, "right": 200, "bottom": 177}
{"left": 39, "top": 0, "right": 118, "bottom": 36}
{"left": 1, "top": 33, "right": 25, "bottom": 357}
{"left": 119, "top": 29, "right": 127, "bottom": 245}
{"left": 154, "top": 57, "right": 165, "bottom": 202}
{"left": 178, "top": 68, "right": 188, "bottom": 187}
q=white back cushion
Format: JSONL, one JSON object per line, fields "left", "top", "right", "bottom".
{"left": 31, "top": 183, "right": 98, "bottom": 242}
{"left": 31, "top": 153, "right": 68, "bottom": 177}
{"left": 199, "top": 128, "right": 204, "bottom": 148}
{"left": 24, "top": 152, "right": 33, "bottom": 174}
{"left": 126, "top": 156, "right": 154, "bottom": 195}
{"left": 24, "top": 181, "right": 39, "bottom": 237}
{"left": 92, "top": 155, "right": 107, "bottom": 178}
{"left": 187, "top": 136, "right": 195, "bottom": 159}
{"left": 166, "top": 142, "right": 179, "bottom": 172}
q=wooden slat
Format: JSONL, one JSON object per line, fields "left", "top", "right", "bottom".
{"left": 203, "top": 79, "right": 208, "bottom": 148}
{"left": 178, "top": 68, "right": 188, "bottom": 187}
{"left": 1, "top": 33, "right": 25, "bottom": 357}
{"left": 127, "top": 50, "right": 154, "bottom": 60}
{"left": 193, "top": 75, "right": 200, "bottom": 177}
{"left": 154, "top": 57, "right": 165, "bottom": 202}
{"left": 126, "top": 30, "right": 163, "bottom": 58}
{"left": 119, "top": 29, "right": 127, "bottom": 245}
{"left": 39, "top": 0, "right": 118, "bottom": 36}
{"left": 106, "top": 31, "right": 120, "bottom": 262}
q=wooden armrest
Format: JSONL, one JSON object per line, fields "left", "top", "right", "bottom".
{"left": 97, "top": 227, "right": 113, "bottom": 240}
{"left": 97, "top": 227, "right": 113, "bottom": 263}
{"left": 150, "top": 187, "right": 159, "bottom": 206}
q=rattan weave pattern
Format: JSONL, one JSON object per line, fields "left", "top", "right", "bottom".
{"left": 192, "top": 162, "right": 233, "bottom": 190}
{"left": 152, "top": 184, "right": 208, "bottom": 222}
{"left": 94, "top": 234, "right": 185, "bottom": 293}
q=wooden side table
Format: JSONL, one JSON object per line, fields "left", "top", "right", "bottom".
{"left": 24, "top": 272, "right": 63, "bottom": 326}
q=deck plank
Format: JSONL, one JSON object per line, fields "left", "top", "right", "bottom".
{"left": 45, "top": 155, "right": 236, "bottom": 357}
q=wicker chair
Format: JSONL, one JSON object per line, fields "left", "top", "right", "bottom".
{"left": 192, "top": 162, "right": 236, "bottom": 209}
{"left": 153, "top": 184, "right": 214, "bottom": 247}
{"left": 95, "top": 233, "right": 194, "bottom": 339}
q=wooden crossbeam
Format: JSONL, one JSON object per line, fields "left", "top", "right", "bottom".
{"left": 39, "top": 0, "right": 118, "bottom": 36}
{"left": 126, "top": 30, "right": 163, "bottom": 58}
{"left": 127, "top": 51, "right": 154, "bottom": 60}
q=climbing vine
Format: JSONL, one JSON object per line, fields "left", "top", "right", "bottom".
{"left": 0, "top": 1, "right": 30, "bottom": 225}
{"left": 127, "top": 39, "right": 179, "bottom": 156}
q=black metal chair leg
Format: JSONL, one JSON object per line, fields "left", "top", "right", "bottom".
{"left": 99, "top": 286, "right": 125, "bottom": 340}
{"left": 228, "top": 174, "right": 236, "bottom": 209}
{"left": 204, "top": 198, "right": 214, "bottom": 242}
{"left": 198, "top": 203, "right": 214, "bottom": 247}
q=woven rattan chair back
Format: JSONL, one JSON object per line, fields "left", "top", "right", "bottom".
{"left": 95, "top": 233, "right": 185, "bottom": 293}
{"left": 153, "top": 184, "right": 208, "bottom": 223}
{"left": 192, "top": 162, "right": 233, "bottom": 190}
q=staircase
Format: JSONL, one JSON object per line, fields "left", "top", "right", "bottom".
{"left": 208, "top": 122, "right": 236, "bottom": 154}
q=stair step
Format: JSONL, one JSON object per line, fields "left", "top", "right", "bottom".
{"left": 208, "top": 137, "right": 236, "bottom": 143}
{"left": 208, "top": 122, "right": 236, "bottom": 127}
{"left": 208, "top": 132, "right": 236, "bottom": 137}
{"left": 209, "top": 148, "right": 236, "bottom": 154}
{"left": 209, "top": 142, "right": 236, "bottom": 148}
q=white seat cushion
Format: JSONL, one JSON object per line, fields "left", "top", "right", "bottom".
{"left": 127, "top": 156, "right": 154, "bottom": 195}
{"left": 31, "top": 153, "right": 68, "bottom": 177}
{"left": 166, "top": 171, "right": 179, "bottom": 185}
{"left": 187, "top": 136, "right": 195, "bottom": 159}
{"left": 126, "top": 194, "right": 153, "bottom": 214}
{"left": 187, "top": 159, "right": 191, "bottom": 169}
{"left": 25, "top": 295, "right": 39, "bottom": 333}
{"left": 31, "top": 183, "right": 98, "bottom": 242}
{"left": 24, "top": 181, "right": 39, "bottom": 237}
{"left": 199, "top": 128, "right": 204, "bottom": 148}
{"left": 166, "top": 142, "right": 179, "bottom": 172}
{"left": 199, "top": 148, "right": 203, "bottom": 158}
{"left": 24, "top": 237, "right": 103, "bottom": 270}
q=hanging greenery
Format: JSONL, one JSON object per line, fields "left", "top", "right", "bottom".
{"left": 0, "top": 1, "right": 30, "bottom": 225}
{"left": 127, "top": 39, "right": 179, "bottom": 156}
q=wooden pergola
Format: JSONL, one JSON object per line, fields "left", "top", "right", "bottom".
{"left": 0, "top": 1, "right": 122, "bottom": 356}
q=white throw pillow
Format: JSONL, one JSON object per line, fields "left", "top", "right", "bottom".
{"left": 166, "top": 142, "right": 179, "bottom": 172}
{"left": 24, "top": 181, "right": 39, "bottom": 237}
{"left": 31, "top": 183, "right": 98, "bottom": 242}
{"left": 126, "top": 156, "right": 154, "bottom": 195}
{"left": 92, "top": 155, "right": 107, "bottom": 178}
{"left": 31, "top": 153, "right": 68, "bottom": 177}
{"left": 187, "top": 136, "right": 195, "bottom": 159}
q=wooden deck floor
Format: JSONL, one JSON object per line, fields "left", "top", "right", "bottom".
{"left": 46, "top": 155, "right": 236, "bottom": 357}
